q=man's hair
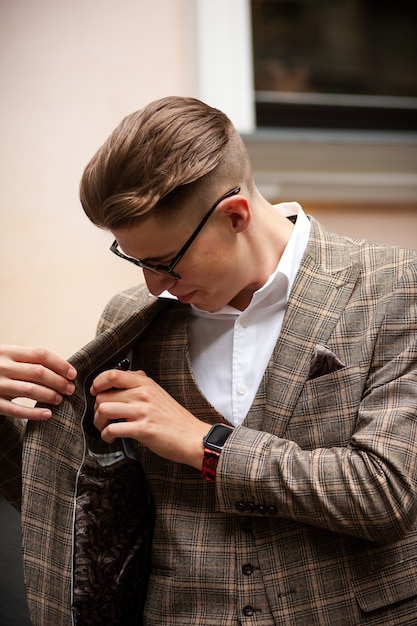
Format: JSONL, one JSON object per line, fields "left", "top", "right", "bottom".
{"left": 79, "top": 96, "right": 254, "bottom": 230}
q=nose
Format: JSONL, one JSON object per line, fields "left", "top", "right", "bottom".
{"left": 143, "top": 269, "right": 178, "bottom": 296}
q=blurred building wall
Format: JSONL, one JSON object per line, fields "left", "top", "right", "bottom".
{"left": 0, "top": 0, "right": 192, "bottom": 357}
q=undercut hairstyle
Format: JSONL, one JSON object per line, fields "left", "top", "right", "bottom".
{"left": 79, "top": 96, "right": 254, "bottom": 231}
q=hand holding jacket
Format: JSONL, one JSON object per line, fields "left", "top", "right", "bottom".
{"left": 91, "top": 367, "right": 210, "bottom": 469}
{"left": 0, "top": 344, "right": 76, "bottom": 420}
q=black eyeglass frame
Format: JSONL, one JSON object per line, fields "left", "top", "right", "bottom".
{"left": 110, "top": 186, "right": 241, "bottom": 279}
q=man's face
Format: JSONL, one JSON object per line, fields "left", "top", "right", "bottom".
{"left": 111, "top": 191, "right": 258, "bottom": 312}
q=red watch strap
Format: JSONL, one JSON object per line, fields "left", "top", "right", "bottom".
{"left": 201, "top": 448, "right": 221, "bottom": 482}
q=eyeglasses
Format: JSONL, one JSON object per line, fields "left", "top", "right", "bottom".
{"left": 110, "top": 186, "right": 240, "bottom": 279}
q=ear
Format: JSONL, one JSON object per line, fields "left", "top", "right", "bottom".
{"left": 221, "top": 196, "right": 251, "bottom": 233}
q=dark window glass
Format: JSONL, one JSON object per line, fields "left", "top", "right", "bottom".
{"left": 252, "top": 0, "right": 417, "bottom": 131}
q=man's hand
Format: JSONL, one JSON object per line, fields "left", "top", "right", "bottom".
{"left": 0, "top": 345, "right": 77, "bottom": 420}
{"left": 91, "top": 369, "right": 210, "bottom": 470}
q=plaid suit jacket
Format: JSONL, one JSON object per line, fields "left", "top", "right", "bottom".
{"left": 1, "top": 217, "right": 417, "bottom": 625}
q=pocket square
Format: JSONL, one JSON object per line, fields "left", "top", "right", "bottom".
{"left": 308, "top": 344, "right": 346, "bottom": 380}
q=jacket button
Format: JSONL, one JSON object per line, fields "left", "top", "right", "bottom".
{"left": 236, "top": 502, "right": 247, "bottom": 512}
{"left": 256, "top": 504, "right": 266, "bottom": 514}
{"left": 266, "top": 505, "right": 278, "bottom": 515}
{"left": 242, "top": 563, "right": 254, "bottom": 576}
{"left": 242, "top": 605, "right": 255, "bottom": 617}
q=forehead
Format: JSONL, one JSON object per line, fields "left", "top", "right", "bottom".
{"left": 112, "top": 213, "right": 187, "bottom": 261}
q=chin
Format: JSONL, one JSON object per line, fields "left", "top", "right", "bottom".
{"left": 191, "top": 289, "right": 231, "bottom": 313}
{"left": 192, "top": 298, "right": 222, "bottom": 313}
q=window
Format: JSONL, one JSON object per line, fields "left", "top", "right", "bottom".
{"left": 191, "top": 0, "right": 417, "bottom": 211}
{"left": 252, "top": 0, "right": 417, "bottom": 131}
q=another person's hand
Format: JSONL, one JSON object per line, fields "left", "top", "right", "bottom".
{"left": 91, "top": 369, "right": 209, "bottom": 470}
{"left": 0, "top": 345, "right": 77, "bottom": 420}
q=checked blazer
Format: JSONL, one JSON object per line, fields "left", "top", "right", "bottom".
{"left": 1, "top": 217, "right": 417, "bottom": 625}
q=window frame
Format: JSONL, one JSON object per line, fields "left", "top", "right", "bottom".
{"left": 191, "top": 0, "right": 417, "bottom": 208}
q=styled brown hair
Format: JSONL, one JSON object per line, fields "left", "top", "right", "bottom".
{"left": 79, "top": 96, "right": 253, "bottom": 230}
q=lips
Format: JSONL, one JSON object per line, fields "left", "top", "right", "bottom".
{"left": 176, "top": 291, "right": 196, "bottom": 304}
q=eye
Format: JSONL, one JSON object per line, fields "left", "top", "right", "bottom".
{"left": 143, "top": 254, "right": 174, "bottom": 267}
{"left": 159, "top": 256, "right": 175, "bottom": 266}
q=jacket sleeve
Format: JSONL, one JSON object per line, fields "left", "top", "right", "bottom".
{"left": 216, "top": 262, "right": 417, "bottom": 544}
{"left": 0, "top": 416, "right": 25, "bottom": 510}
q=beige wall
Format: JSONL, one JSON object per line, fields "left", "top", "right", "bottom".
{"left": 1, "top": 0, "right": 192, "bottom": 357}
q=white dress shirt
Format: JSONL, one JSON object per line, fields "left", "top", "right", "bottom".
{"left": 162, "top": 202, "right": 311, "bottom": 426}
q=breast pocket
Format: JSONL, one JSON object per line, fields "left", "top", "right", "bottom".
{"left": 287, "top": 365, "right": 365, "bottom": 448}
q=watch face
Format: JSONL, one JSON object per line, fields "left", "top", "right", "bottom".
{"left": 205, "top": 424, "right": 233, "bottom": 452}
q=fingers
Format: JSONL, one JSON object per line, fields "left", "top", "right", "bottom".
{"left": 93, "top": 401, "right": 132, "bottom": 442}
{"left": 93, "top": 390, "right": 148, "bottom": 424}
{"left": 91, "top": 369, "right": 209, "bottom": 469}
{"left": 0, "top": 397, "right": 54, "bottom": 421}
{"left": 0, "top": 345, "right": 77, "bottom": 382}
{"left": 91, "top": 371, "right": 151, "bottom": 441}
{"left": 0, "top": 344, "right": 77, "bottom": 420}
{"left": 90, "top": 369, "right": 147, "bottom": 396}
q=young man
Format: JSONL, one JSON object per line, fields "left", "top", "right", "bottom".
{"left": 1, "top": 96, "right": 417, "bottom": 625}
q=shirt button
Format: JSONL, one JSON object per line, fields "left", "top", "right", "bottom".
{"left": 237, "top": 383, "right": 248, "bottom": 395}
{"left": 240, "top": 317, "right": 250, "bottom": 328}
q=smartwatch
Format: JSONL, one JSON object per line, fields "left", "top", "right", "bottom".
{"left": 201, "top": 423, "right": 234, "bottom": 482}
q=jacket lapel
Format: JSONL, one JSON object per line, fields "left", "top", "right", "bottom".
{"left": 250, "top": 218, "right": 362, "bottom": 436}
{"left": 69, "top": 297, "right": 168, "bottom": 386}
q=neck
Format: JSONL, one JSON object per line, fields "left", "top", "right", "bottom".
{"left": 228, "top": 289, "right": 255, "bottom": 311}
{"left": 232, "top": 206, "right": 294, "bottom": 311}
